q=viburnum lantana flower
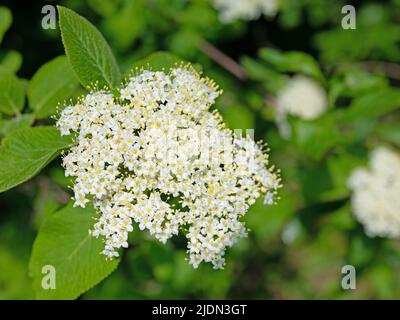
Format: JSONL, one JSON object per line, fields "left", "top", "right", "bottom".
{"left": 274, "top": 75, "right": 328, "bottom": 138}
{"left": 348, "top": 146, "right": 400, "bottom": 238}
{"left": 56, "top": 66, "right": 281, "bottom": 269}
{"left": 276, "top": 75, "right": 328, "bottom": 121}
{"left": 213, "top": 0, "right": 278, "bottom": 23}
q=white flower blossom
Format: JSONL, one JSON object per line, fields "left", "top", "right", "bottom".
{"left": 56, "top": 66, "right": 280, "bottom": 269}
{"left": 213, "top": 0, "right": 278, "bottom": 23}
{"left": 276, "top": 75, "right": 328, "bottom": 121}
{"left": 274, "top": 75, "right": 328, "bottom": 139}
{"left": 348, "top": 146, "right": 400, "bottom": 238}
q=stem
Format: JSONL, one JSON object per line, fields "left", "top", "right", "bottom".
{"left": 361, "top": 61, "right": 400, "bottom": 80}
{"left": 37, "top": 176, "right": 71, "bottom": 204}
{"left": 340, "top": 61, "right": 400, "bottom": 81}
{"left": 198, "top": 40, "right": 248, "bottom": 80}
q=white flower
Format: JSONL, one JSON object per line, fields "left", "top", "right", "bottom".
{"left": 348, "top": 146, "right": 400, "bottom": 238}
{"left": 213, "top": 0, "right": 278, "bottom": 23}
{"left": 56, "top": 66, "right": 280, "bottom": 269}
{"left": 276, "top": 75, "right": 328, "bottom": 121}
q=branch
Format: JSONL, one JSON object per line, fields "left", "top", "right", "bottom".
{"left": 198, "top": 40, "right": 248, "bottom": 80}
{"left": 358, "top": 61, "right": 400, "bottom": 80}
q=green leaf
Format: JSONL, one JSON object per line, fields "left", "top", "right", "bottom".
{"left": 0, "top": 245, "right": 34, "bottom": 299}
{"left": 87, "top": 0, "right": 120, "bottom": 17}
{"left": 241, "top": 56, "right": 285, "bottom": 92}
{"left": 298, "top": 160, "right": 333, "bottom": 200}
{"left": 29, "top": 203, "right": 120, "bottom": 299}
{"left": 349, "top": 235, "right": 376, "bottom": 267}
{"left": 246, "top": 190, "right": 297, "bottom": 241}
{"left": 338, "top": 88, "right": 400, "bottom": 122}
{"left": 179, "top": 1, "right": 218, "bottom": 32}
{"left": 369, "top": 264, "right": 396, "bottom": 299}
{"left": 0, "top": 50, "right": 23, "bottom": 73}
{"left": 0, "top": 113, "right": 34, "bottom": 136}
{"left": 315, "top": 24, "right": 400, "bottom": 65}
{"left": 28, "top": 56, "right": 80, "bottom": 119}
{"left": 343, "top": 69, "right": 388, "bottom": 96}
{"left": 323, "top": 151, "right": 366, "bottom": 201}
{"left": 33, "top": 181, "right": 63, "bottom": 229}
{"left": 293, "top": 116, "right": 344, "bottom": 160}
{"left": 130, "top": 51, "right": 186, "bottom": 73}
{"left": 259, "top": 48, "right": 325, "bottom": 84}
{"left": 103, "top": 0, "right": 146, "bottom": 50}
{"left": 222, "top": 104, "right": 254, "bottom": 130}
{"left": 375, "top": 124, "right": 400, "bottom": 147}
{"left": 169, "top": 29, "right": 201, "bottom": 58}
{"left": 0, "top": 6, "right": 12, "bottom": 44}
{"left": 57, "top": 6, "right": 121, "bottom": 89}
{"left": 329, "top": 205, "right": 356, "bottom": 231}
{"left": 0, "top": 126, "right": 73, "bottom": 193}
{"left": 0, "top": 66, "right": 25, "bottom": 115}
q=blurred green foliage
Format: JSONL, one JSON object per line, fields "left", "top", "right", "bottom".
{"left": 0, "top": 0, "right": 400, "bottom": 299}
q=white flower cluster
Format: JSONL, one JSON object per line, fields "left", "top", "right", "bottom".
{"left": 348, "top": 147, "right": 400, "bottom": 238}
{"left": 213, "top": 0, "right": 278, "bottom": 23}
{"left": 276, "top": 75, "right": 328, "bottom": 121}
{"left": 57, "top": 66, "right": 280, "bottom": 269}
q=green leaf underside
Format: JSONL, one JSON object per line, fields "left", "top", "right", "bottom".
{"left": 58, "top": 6, "right": 121, "bottom": 89}
{"left": 0, "top": 126, "right": 73, "bottom": 193}
{"left": 29, "top": 204, "right": 120, "bottom": 300}
{"left": 28, "top": 56, "right": 80, "bottom": 119}
{"left": 0, "top": 66, "right": 25, "bottom": 115}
